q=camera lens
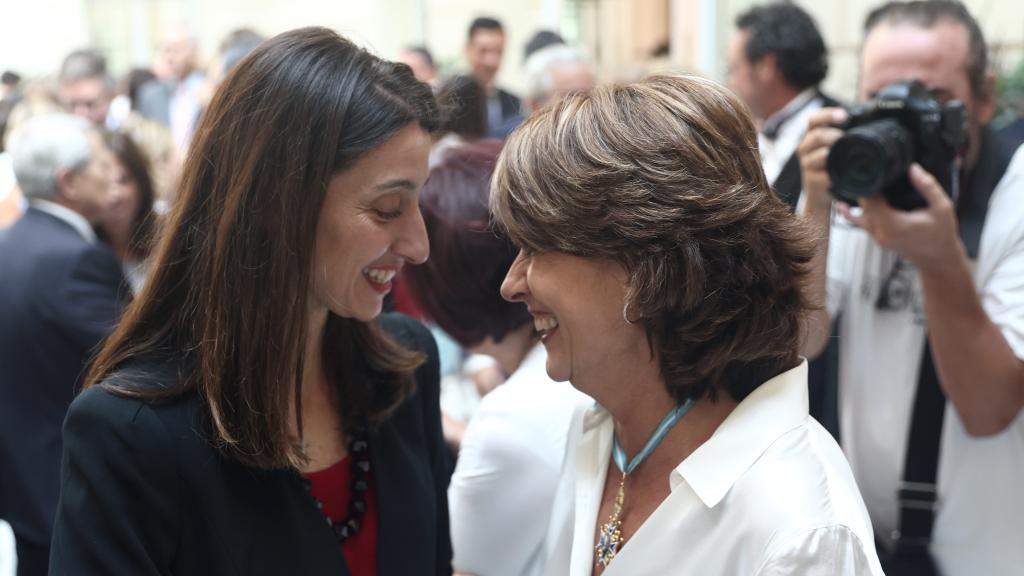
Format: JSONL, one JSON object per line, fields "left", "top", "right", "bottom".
{"left": 827, "top": 119, "right": 914, "bottom": 203}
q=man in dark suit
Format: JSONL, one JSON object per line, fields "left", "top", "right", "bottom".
{"left": 0, "top": 114, "right": 124, "bottom": 576}
{"left": 465, "top": 17, "right": 522, "bottom": 138}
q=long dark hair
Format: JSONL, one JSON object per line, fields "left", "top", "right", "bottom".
{"left": 84, "top": 27, "right": 440, "bottom": 469}
{"left": 102, "top": 131, "right": 156, "bottom": 261}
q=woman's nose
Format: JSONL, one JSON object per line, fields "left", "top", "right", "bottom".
{"left": 500, "top": 249, "right": 529, "bottom": 303}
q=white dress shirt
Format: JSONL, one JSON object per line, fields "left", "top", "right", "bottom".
{"left": 543, "top": 361, "right": 884, "bottom": 576}
{"left": 0, "top": 519, "right": 14, "bottom": 576}
{"left": 450, "top": 344, "right": 592, "bottom": 576}
{"left": 30, "top": 198, "right": 96, "bottom": 243}
{"left": 828, "top": 144, "right": 1024, "bottom": 576}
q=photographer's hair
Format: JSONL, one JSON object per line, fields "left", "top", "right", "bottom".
{"left": 404, "top": 140, "right": 531, "bottom": 348}
{"left": 865, "top": 1, "right": 987, "bottom": 99}
{"left": 735, "top": 2, "right": 828, "bottom": 90}
{"left": 491, "top": 74, "right": 814, "bottom": 403}
{"left": 468, "top": 16, "right": 503, "bottom": 41}
{"left": 84, "top": 27, "right": 440, "bottom": 470}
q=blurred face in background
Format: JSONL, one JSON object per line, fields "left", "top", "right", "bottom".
{"left": 63, "top": 131, "right": 114, "bottom": 224}
{"left": 527, "top": 61, "right": 596, "bottom": 114}
{"left": 399, "top": 50, "right": 437, "bottom": 85}
{"left": 548, "top": 63, "right": 595, "bottom": 102}
{"left": 726, "top": 28, "right": 770, "bottom": 120}
{"left": 159, "top": 29, "right": 199, "bottom": 82}
{"left": 466, "top": 29, "right": 505, "bottom": 89}
{"left": 102, "top": 154, "right": 142, "bottom": 244}
{"left": 60, "top": 78, "right": 111, "bottom": 127}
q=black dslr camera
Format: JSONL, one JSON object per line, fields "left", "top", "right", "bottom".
{"left": 827, "top": 80, "right": 966, "bottom": 211}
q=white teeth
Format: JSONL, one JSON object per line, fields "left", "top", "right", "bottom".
{"left": 534, "top": 316, "right": 559, "bottom": 333}
{"left": 364, "top": 269, "right": 397, "bottom": 283}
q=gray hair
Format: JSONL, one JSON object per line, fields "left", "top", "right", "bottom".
{"left": 10, "top": 113, "right": 94, "bottom": 199}
{"left": 523, "top": 44, "right": 592, "bottom": 104}
{"left": 59, "top": 48, "right": 116, "bottom": 93}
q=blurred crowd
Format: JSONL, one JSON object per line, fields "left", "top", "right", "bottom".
{"left": 1, "top": 1, "right": 1023, "bottom": 575}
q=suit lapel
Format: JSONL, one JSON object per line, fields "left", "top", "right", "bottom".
{"left": 772, "top": 152, "right": 803, "bottom": 212}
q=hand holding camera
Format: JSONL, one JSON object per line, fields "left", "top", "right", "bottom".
{"left": 797, "top": 80, "right": 969, "bottom": 272}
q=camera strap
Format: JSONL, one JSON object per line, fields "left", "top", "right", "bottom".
{"left": 896, "top": 128, "right": 1016, "bottom": 547}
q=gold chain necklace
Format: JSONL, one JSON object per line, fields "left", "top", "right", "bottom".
{"left": 593, "top": 398, "right": 695, "bottom": 569}
{"left": 595, "top": 471, "right": 627, "bottom": 567}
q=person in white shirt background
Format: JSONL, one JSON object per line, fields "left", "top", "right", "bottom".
{"left": 403, "top": 140, "right": 591, "bottom": 576}
{"left": 798, "top": 1, "right": 1024, "bottom": 574}
{"left": 491, "top": 73, "right": 883, "bottom": 576}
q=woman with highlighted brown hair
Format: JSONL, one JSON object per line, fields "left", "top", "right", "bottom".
{"left": 491, "top": 74, "right": 884, "bottom": 575}
{"left": 49, "top": 28, "right": 451, "bottom": 575}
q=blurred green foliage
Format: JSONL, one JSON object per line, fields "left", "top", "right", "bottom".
{"left": 994, "top": 58, "right": 1024, "bottom": 129}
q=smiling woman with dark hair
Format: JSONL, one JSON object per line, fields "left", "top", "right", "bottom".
{"left": 492, "top": 74, "right": 884, "bottom": 575}
{"left": 49, "top": 27, "right": 451, "bottom": 576}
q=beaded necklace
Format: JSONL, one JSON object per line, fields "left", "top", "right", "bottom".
{"left": 300, "top": 426, "right": 372, "bottom": 543}
{"left": 594, "top": 399, "right": 695, "bottom": 568}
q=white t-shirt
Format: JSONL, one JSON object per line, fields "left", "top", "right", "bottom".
{"left": 827, "top": 144, "right": 1024, "bottom": 576}
{"left": 449, "top": 344, "right": 591, "bottom": 576}
{"left": 542, "top": 361, "right": 884, "bottom": 576}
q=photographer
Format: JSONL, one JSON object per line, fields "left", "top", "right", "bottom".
{"left": 798, "top": 2, "right": 1024, "bottom": 575}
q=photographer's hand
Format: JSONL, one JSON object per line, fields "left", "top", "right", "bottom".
{"left": 795, "top": 107, "right": 846, "bottom": 359}
{"left": 838, "top": 163, "right": 963, "bottom": 272}
{"left": 797, "top": 108, "right": 847, "bottom": 214}
{"left": 841, "top": 163, "right": 1024, "bottom": 437}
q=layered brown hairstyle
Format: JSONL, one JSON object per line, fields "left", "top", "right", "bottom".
{"left": 84, "top": 27, "right": 440, "bottom": 469}
{"left": 403, "top": 140, "right": 531, "bottom": 347}
{"left": 490, "top": 74, "right": 814, "bottom": 402}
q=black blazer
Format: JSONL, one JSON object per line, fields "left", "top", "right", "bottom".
{"left": 50, "top": 314, "right": 452, "bottom": 575}
{"left": 0, "top": 208, "right": 124, "bottom": 554}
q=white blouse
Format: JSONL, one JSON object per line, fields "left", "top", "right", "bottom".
{"left": 449, "top": 344, "right": 592, "bottom": 576}
{"left": 542, "top": 361, "right": 885, "bottom": 576}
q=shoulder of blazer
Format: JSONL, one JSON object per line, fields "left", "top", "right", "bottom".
{"left": 93, "top": 358, "right": 205, "bottom": 440}
{"left": 377, "top": 312, "right": 436, "bottom": 358}
{"left": 2, "top": 208, "right": 90, "bottom": 254}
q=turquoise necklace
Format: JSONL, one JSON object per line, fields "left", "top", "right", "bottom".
{"left": 595, "top": 399, "right": 695, "bottom": 568}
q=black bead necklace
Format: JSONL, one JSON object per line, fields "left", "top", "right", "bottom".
{"left": 301, "top": 426, "right": 372, "bottom": 543}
